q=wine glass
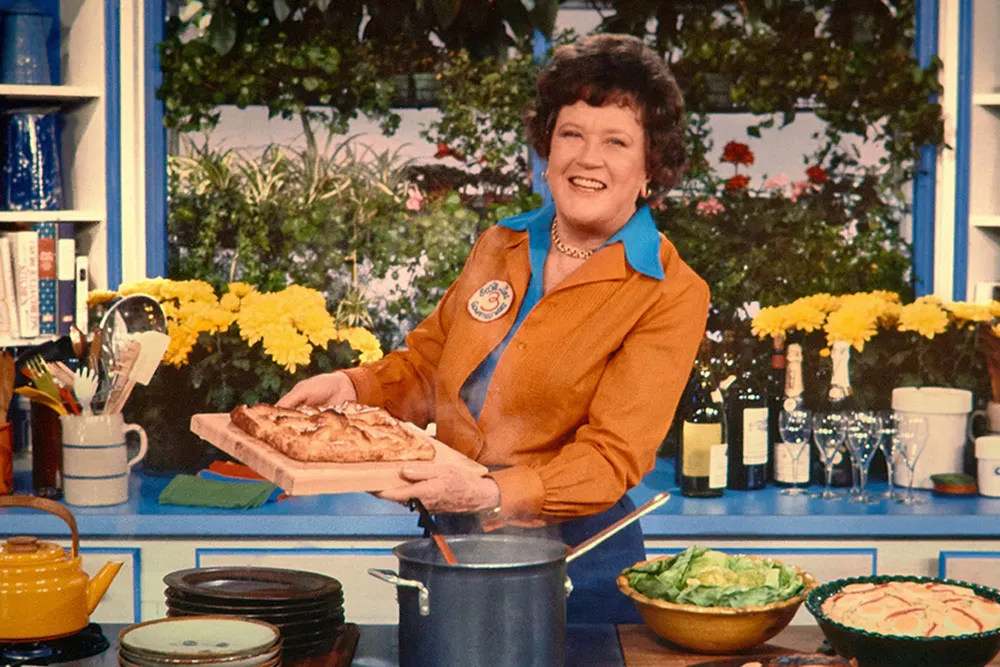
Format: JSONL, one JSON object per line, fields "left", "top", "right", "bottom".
{"left": 878, "top": 411, "right": 903, "bottom": 501}
{"left": 895, "top": 414, "right": 929, "bottom": 505}
{"left": 843, "top": 411, "right": 864, "bottom": 498}
{"left": 811, "top": 412, "right": 848, "bottom": 500}
{"left": 845, "top": 411, "right": 883, "bottom": 504}
{"left": 778, "top": 408, "right": 812, "bottom": 496}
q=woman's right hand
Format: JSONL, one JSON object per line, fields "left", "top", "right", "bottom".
{"left": 276, "top": 371, "right": 358, "bottom": 409}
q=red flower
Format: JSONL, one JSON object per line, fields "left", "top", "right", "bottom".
{"left": 721, "top": 141, "right": 755, "bottom": 166}
{"left": 434, "top": 142, "right": 464, "bottom": 161}
{"left": 806, "top": 165, "right": 829, "bottom": 184}
{"left": 725, "top": 174, "right": 751, "bottom": 190}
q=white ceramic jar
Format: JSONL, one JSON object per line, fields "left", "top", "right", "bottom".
{"left": 976, "top": 435, "right": 1000, "bottom": 498}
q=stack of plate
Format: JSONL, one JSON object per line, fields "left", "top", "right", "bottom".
{"left": 163, "top": 567, "right": 345, "bottom": 657}
{"left": 119, "top": 617, "right": 281, "bottom": 667}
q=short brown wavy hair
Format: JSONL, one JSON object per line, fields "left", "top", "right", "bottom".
{"left": 523, "top": 33, "right": 686, "bottom": 191}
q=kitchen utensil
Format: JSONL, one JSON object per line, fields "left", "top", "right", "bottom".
{"left": 407, "top": 497, "right": 458, "bottom": 565}
{"left": 368, "top": 491, "right": 670, "bottom": 667}
{"left": 73, "top": 366, "right": 98, "bottom": 416}
{"left": 616, "top": 554, "right": 818, "bottom": 654}
{"left": 103, "top": 339, "right": 141, "bottom": 414}
{"left": 805, "top": 575, "right": 1000, "bottom": 667}
{"left": 0, "top": 496, "right": 123, "bottom": 641}
{"left": 0, "top": 351, "right": 14, "bottom": 421}
{"left": 565, "top": 491, "right": 670, "bottom": 562}
{"left": 189, "top": 412, "right": 488, "bottom": 495}
{"left": 24, "top": 356, "right": 61, "bottom": 405}
{"left": 87, "top": 329, "right": 102, "bottom": 374}
{"left": 14, "top": 386, "right": 67, "bottom": 416}
{"left": 47, "top": 360, "right": 77, "bottom": 389}
{"left": 98, "top": 294, "right": 166, "bottom": 385}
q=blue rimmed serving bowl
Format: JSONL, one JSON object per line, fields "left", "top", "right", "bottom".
{"left": 805, "top": 574, "right": 1000, "bottom": 667}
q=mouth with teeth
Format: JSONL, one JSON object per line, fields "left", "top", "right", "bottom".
{"left": 568, "top": 176, "right": 607, "bottom": 192}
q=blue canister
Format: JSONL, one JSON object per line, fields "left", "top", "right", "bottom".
{"left": 0, "top": 0, "right": 55, "bottom": 85}
{"left": 1, "top": 111, "right": 64, "bottom": 210}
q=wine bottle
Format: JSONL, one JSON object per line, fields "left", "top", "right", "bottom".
{"left": 678, "top": 340, "right": 729, "bottom": 498}
{"left": 773, "top": 342, "right": 811, "bottom": 487}
{"left": 724, "top": 343, "right": 769, "bottom": 490}
{"left": 811, "top": 340, "right": 855, "bottom": 487}
{"left": 766, "top": 334, "right": 786, "bottom": 483}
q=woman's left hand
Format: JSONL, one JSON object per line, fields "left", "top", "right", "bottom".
{"left": 376, "top": 464, "right": 500, "bottom": 514}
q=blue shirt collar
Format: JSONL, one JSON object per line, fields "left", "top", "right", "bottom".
{"left": 498, "top": 204, "right": 664, "bottom": 280}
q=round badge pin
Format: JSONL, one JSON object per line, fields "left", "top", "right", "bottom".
{"left": 468, "top": 280, "right": 514, "bottom": 322}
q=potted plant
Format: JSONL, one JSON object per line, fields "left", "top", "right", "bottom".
{"left": 89, "top": 278, "right": 383, "bottom": 474}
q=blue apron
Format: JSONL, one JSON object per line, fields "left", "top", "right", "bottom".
{"left": 428, "top": 495, "right": 645, "bottom": 625}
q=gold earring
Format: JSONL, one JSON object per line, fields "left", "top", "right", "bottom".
{"left": 640, "top": 184, "right": 649, "bottom": 198}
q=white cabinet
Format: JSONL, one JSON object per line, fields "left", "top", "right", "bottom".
{"left": 939, "top": 1, "right": 1000, "bottom": 299}
{"left": 0, "top": 0, "right": 111, "bottom": 348}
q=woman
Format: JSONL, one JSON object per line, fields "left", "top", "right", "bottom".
{"left": 278, "top": 33, "right": 709, "bottom": 624}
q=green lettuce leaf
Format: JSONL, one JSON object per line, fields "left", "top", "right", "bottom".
{"left": 623, "top": 545, "right": 805, "bottom": 608}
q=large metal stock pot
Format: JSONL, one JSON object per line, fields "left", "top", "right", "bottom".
{"left": 368, "top": 491, "right": 670, "bottom": 667}
{"left": 370, "top": 534, "right": 570, "bottom": 667}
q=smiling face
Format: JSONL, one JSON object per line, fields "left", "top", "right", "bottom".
{"left": 546, "top": 99, "right": 648, "bottom": 241}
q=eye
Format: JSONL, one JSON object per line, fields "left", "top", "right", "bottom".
{"left": 558, "top": 129, "right": 581, "bottom": 139}
{"left": 607, "top": 137, "right": 628, "bottom": 147}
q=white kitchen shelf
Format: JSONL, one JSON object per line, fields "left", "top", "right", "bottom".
{"left": 971, "top": 215, "right": 1000, "bottom": 228}
{"left": 0, "top": 210, "right": 103, "bottom": 223}
{"left": 972, "top": 93, "right": 1000, "bottom": 106}
{"left": 0, "top": 83, "right": 101, "bottom": 103}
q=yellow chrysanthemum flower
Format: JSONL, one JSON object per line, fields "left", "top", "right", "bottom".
{"left": 219, "top": 293, "right": 240, "bottom": 312}
{"left": 783, "top": 301, "right": 827, "bottom": 333}
{"left": 946, "top": 301, "right": 994, "bottom": 323}
{"left": 337, "top": 327, "right": 384, "bottom": 363}
{"left": 87, "top": 289, "right": 118, "bottom": 307}
{"left": 227, "top": 282, "right": 255, "bottom": 299}
{"left": 897, "top": 301, "right": 949, "bottom": 339}
{"left": 751, "top": 306, "right": 789, "bottom": 339}
{"left": 992, "top": 323, "right": 1000, "bottom": 338}
{"left": 990, "top": 300, "right": 1000, "bottom": 318}
{"left": 793, "top": 293, "right": 839, "bottom": 313}
{"left": 824, "top": 304, "right": 878, "bottom": 352}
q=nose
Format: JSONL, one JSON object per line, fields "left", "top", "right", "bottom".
{"left": 576, "top": 137, "right": 603, "bottom": 167}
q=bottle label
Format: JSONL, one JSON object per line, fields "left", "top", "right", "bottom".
{"left": 742, "top": 407, "right": 769, "bottom": 465}
{"left": 682, "top": 422, "right": 724, "bottom": 477}
{"left": 709, "top": 444, "right": 728, "bottom": 489}
{"left": 774, "top": 442, "right": 810, "bottom": 483}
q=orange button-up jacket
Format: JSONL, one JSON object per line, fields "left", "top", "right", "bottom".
{"left": 343, "top": 219, "right": 710, "bottom": 524}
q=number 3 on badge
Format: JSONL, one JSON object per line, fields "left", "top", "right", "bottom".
{"left": 468, "top": 280, "right": 513, "bottom": 322}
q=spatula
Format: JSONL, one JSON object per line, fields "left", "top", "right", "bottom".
{"left": 408, "top": 498, "right": 458, "bottom": 565}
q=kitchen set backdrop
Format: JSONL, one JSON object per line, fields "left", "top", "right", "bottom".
{"left": 4, "top": 1, "right": 1000, "bottom": 667}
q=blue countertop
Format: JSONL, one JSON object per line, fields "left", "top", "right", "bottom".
{"left": 3, "top": 457, "right": 1000, "bottom": 539}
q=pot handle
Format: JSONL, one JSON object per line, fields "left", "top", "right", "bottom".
{"left": 0, "top": 496, "right": 79, "bottom": 558}
{"left": 368, "top": 568, "right": 430, "bottom": 616}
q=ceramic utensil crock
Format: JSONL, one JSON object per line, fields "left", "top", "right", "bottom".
{"left": 0, "top": 495, "right": 123, "bottom": 640}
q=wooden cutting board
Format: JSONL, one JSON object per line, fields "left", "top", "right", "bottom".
{"left": 189, "top": 413, "right": 488, "bottom": 495}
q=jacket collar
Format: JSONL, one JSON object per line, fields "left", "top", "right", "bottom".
{"left": 498, "top": 204, "right": 664, "bottom": 280}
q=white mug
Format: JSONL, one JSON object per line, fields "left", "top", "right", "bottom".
{"left": 969, "top": 401, "right": 1000, "bottom": 439}
{"left": 60, "top": 414, "right": 148, "bottom": 506}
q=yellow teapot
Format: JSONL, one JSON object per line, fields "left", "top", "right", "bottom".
{"left": 0, "top": 496, "right": 123, "bottom": 641}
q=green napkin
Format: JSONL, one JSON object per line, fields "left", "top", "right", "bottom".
{"left": 158, "top": 474, "right": 278, "bottom": 510}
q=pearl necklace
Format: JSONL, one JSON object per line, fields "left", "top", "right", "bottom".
{"left": 550, "top": 220, "right": 595, "bottom": 260}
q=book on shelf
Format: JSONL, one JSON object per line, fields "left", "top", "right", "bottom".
{"left": 75, "top": 254, "right": 88, "bottom": 333}
{"left": 56, "top": 223, "right": 75, "bottom": 335}
{"left": 0, "top": 237, "right": 17, "bottom": 337}
{"left": 7, "top": 230, "right": 39, "bottom": 339}
{"left": 37, "top": 221, "right": 57, "bottom": 335}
